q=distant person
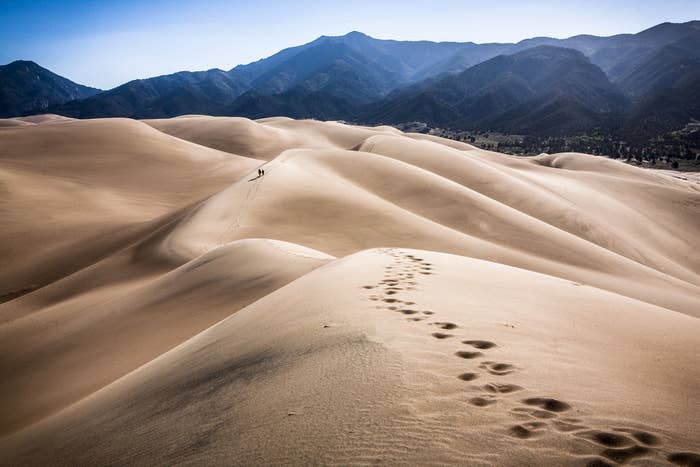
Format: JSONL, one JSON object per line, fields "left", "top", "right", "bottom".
{"left": 262, "top": 169, "right": 265, "bottom": 176}
{"left": 258, "top": 169, "right": 262, "bottom": 177}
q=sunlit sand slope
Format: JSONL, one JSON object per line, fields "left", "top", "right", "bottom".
{"left": 2, "top": 249, "right": 699, "bottom": 465}
{"left": 1, "top": 116, "right": 698, "bottom": 466}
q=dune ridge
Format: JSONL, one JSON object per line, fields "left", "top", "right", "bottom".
{"left": 1, "top": 115, "right": 698, "bottom": 465}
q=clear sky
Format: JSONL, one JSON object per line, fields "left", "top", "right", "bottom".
{"left": 1, "top": 0, "right": 698, "bottom": 89}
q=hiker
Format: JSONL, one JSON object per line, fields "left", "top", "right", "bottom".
{"left": 258, "top": 168, "right": 262, "bottom": 177}
{"left": 262, "top": 168, "right": 265, "bottom": 176}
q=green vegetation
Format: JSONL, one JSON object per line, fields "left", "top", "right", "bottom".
{"left": 422, "top": 123, "right": 700, "bottom": 171}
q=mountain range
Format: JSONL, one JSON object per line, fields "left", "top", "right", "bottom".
{"left": 1, "top": 20, "right": 699, "bottom": 140}
{"left": 365, "top": 46, "right": 630, "bottom": 135}
{"left": 0, "top": 60, "right": 100, "bottom": 117}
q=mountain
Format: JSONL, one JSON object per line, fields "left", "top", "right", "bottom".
{"left": 54, "top": 68, "right": 251, "bottom": 119}
{"left": 595, "top": 21, "right": 700, "bottom": 81}
{"left": 0, "top": 60, "right": 100, "bottom": 117}
{"left": 52, "top": 36, "right": 341, "bottom": 119}
{"left": 221, "top": 23, "right": 698, "bottom": 129}
{"left": 245, "top": 41, "right": 402, "bottom": 104}
{"left": 508, "top": 21, "right": 700, "bottom": 80}
{"left": 617, "top": 30, "right": 700, "bottom": 99}
{"left": 223, "top": 32, "right": 484, "bottom": 120}
{"left": 251, "top": 30, "right": 475, "bottom": 88}
{"left": 411, "top": 42, "right": 514, "bottom": 80}
{"left": 620, "top": 31, "right": 700, "bottom": 140}
{"left": 227, "top": 87, "right": 357, "bottom": 120}
{"left": 50, "top": 32, "right": 473, "bottom": 119}
{"left": 3, "top": 21, "right": 699, "bottom": 141}
{"left": 366, "top": 46, "right": 629, "bottom": 135}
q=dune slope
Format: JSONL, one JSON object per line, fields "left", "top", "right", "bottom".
{"left": 1, "top": 115, "right": 698, "bottom": 465}
{"left": 2, "top": 249, "right": 699, "bottom": 465}
{"left": 0, "top": 118, "right": 260, "bottom": 299}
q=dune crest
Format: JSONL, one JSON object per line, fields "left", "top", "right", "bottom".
{"left": 1, "top": 116, "right": 698, "bottom": 465}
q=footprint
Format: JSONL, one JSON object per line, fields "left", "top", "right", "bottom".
{"left": 458, "top": 372, "right": 479, "bottom": 381}
{"left": 399, "top": 309, "right": 419, "bottom": 315}
{"left": 469, "top": 396, "right": 497, "bottom": 407}
{"left": 383, "top": 298, "right": 398, "bottom": 303}
{"left": 668, "top": 452, "right": 700, "bottom": 466}
{"left": 456, "top": 350, "right": 483, "bottom": 359}
{"left": 422, "top": 311, "right": 435, "bottom": 315}
{"left": 385, "top": 290, "right": 398, "bottom": 295}
{"left": 480, "top": 362, "right": 515, "bottom": 375}
{"left": 580, "top": 431, "right": 635, "bottom": 448}
{"left": 522, "top": 397, "right": 571, "bottom": 412}
{"left": 463, "top": 340, "right": 497, "bottom": 349}
{"left": 509, "top": 423, "right": 545, "bottom": 439}
{"left": 483, "top": 383, "right": 522, "bottom": 394}
{"left": 361, "top": 285, "right": 375, "bottom": 289}
{"left": 434, "top": 322, "right": 458, "bottom": 330}
{"left": 612, "top": 429, "right": 660, "bottom": 446}
{"left": 432, "top": 332, "right": 452, "bottom": 339}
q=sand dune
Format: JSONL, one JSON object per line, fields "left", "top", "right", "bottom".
{"left": 0, "top": 114, "right": 76, "bottom": 127}
{"left": 1, "top": 115, "right": 698, "bottom": 465}
{"left": 0, "top": 238, "right": 331, "bottom": 436}
{"left": 0, "top": 118, "right": 259, "bottom": 300}
{"left": 0, "top": 119, "right": 34, "bottom": 128}
{"left": 13, "top": 114, "right": 76, "bottom": 124}
{"left": 144, "top": 115, "right": 402, "bottom": 160}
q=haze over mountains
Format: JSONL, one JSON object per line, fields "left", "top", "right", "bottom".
{"left": 1, "top": 20, "right": 699, "bottom": 141}
{"left": 366, "top": 46, "right": 629, "bottom": 135}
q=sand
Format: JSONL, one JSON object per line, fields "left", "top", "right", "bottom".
{"left": 1, "top": 115, "right": 698, "bottom": 466}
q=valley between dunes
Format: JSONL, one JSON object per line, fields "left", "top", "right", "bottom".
{"left": 1, "top": 114, "right": 699, "bottom": 466}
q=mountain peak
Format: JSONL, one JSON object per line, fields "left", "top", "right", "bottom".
{"left": 5, "top": 59, "right": 41, "bottom": 69}
{"left": 316, "top": 30, "right": 374, "bottom": 42}
{"left": 344, "top": 30, "right": 370, "bottom": 38}
{"left": 0, "top": 60, "right": 100, "bottom": 117}
{"left": 635, "top": 20, "right": 700, "bottom": 42}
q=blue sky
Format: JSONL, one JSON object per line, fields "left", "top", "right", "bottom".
{"left": 1, "top": 0, "right": 698, "bottom": 89}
